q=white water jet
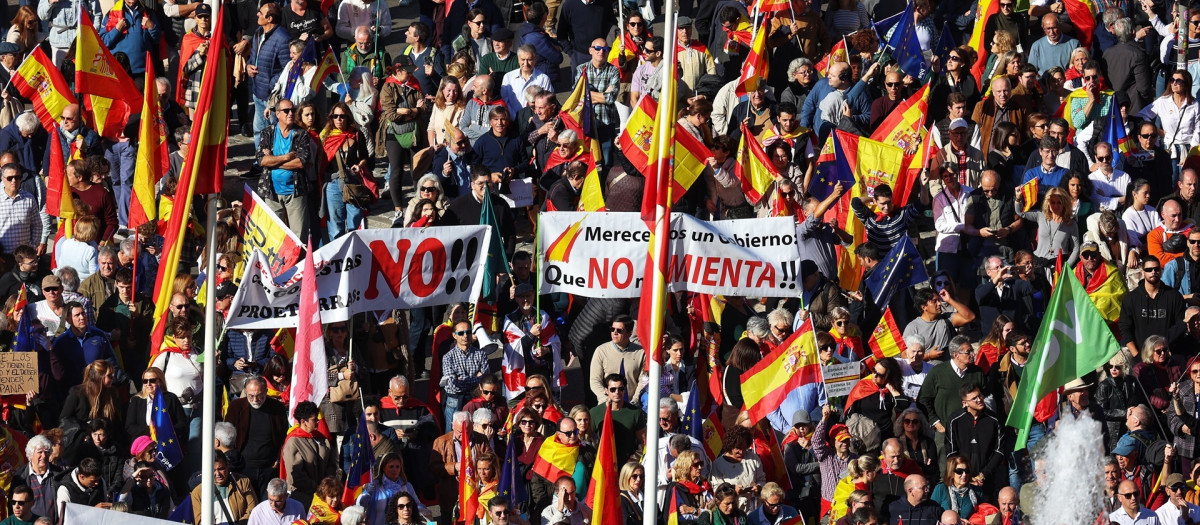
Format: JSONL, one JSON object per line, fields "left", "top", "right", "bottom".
{"left": 1026, "top": 413, "right": 1106, "bottom": 525}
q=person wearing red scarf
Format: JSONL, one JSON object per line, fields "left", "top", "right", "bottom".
{"left": 175, "top": 4, "right": 213, "bottom": 114}
{"left": 280, "top": 401, "right": 337, "bottom": 507}
{"left": 379, "top": 375, "right": 441, "bottom": 436}
{"left": 320, "top": 102, "right": 374, "bottom": 241}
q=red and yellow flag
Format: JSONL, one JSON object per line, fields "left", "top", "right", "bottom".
{"left": 75, "top": 10, "right": 142, "bottom": 107}
{"left": 149, "top": 3, "right": 230, "bottom": 353}
{"left": 814, "top": 37, "right": 847, "bottom": 76}
{"left": 531, "top": 437, "right": 580, "bottom": 482}
{"left": 457, "top": 429, "right": 479, "bottom": 524}
{"left": 1019, "top": 179, "right": 1039, "bottom": 212}
{"left": 700, "top": 407, "right": 724, "bottom": 460}
{"left": 578, "top": 138, "right": 606, "bottom": 212}
{"left": 740, "top": 318, "right": 823, "bottom": 423}
{"left": 968, "top": 0, "right": 999, "bottom": 84}
{"left": 586, "top": 405, "right": 621, "bottom": 525}
{"left": 734, "top": 122, "right": 776, "bottom": 203}
{"left": 870, "top": 83, "right": 929, "bottom": 154}
{"left": 1064, "top": 0, "right": 1096, "bottom": 48}
{"left": 619, "top": 95, "right": 713, "bottom": 206}
{"left": 560, "top": 68, "right": 594, "bottom": 138}
{"left": 867, "top": 307, "right": 907, "bottom": 360}
{"left": 311, "top": 46, "right": 340, "bottom": 91}
{"left": 45, "top": 129, "right": 78, "bottom": 237}
{"left": 11, "top": 47, "right": 77, "bottom": 131}
{"left": 130, "top": 52, "right": 168, "bottom": 230}
{"left": 606, "top": 31, "right": 649, "bottom": 82}
{"left": 735, "top": 16, "right": 770, "bottom": 97}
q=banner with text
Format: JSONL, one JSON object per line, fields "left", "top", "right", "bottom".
{"left": 538, "top": 212, "right": 801, "bottom": 298}
{"left": 239, "top": 184, "right": 303, "bottom": 276}
{"left": 226, "top": 227, "right": 492, "bottom": 329}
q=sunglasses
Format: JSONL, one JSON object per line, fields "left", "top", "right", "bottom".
{"left": 455, "top": 140, "right": 470, "bottom": 147}
{"left": 1140, "top": 133, "right": 1156, "bottom": 138}
{"left": 1119, "top": 492, "right": 1137, "bottom": 499}
{"left": 397, "top": 503, "right": 416, "bottom": 509}
{"left": 1145, "top": 266, "right": 1163, "bottom": 273}
{"left": 1174, "top": 78, "right": 1189, "bottom": 84}
{"left": 277, "top": 107, "right": 295, "bottom": 114}
{"left": 519, "top": 419, "right": 535, "bottom": 425}
{"left": 885, "top": 82, "right": 901, "bottom": 87}
{"left": 1096, "top": 156, "right": 1111, "bottom": 161}
{"left": 10, "top": 500, "right": 26, "bottom": 506}
{"left": 481, "top": 389, "right": 497, "bottom": 396}
{"left": 903, "top": 418, "right": 920, "bottom": 424}
{"left": 629, "top": 21, "right": 644, "bottom": 26}
{"left": 1191, "top": 19, "right": 1200, "bottom": 25}
{"left": 43, "top": 287, "right": 61, "bottom": 292}
{"left": 954, "top": 468, "right": 969, "bottom": 475}
{"left": 947, "top": 55, "right": 960, "bottom": 62}
{"left": 611, "top": 327, "right": 625, "bottom": 333}
{"left": 454, "top": 330, "right": 471, "bottom": 336}
{"left": 330, "top": 114, "right": 347, "bottom": 120}
{"left": 608, "top": 386, "right": 627, "bottom": 392}
{"left": 329, "top": 325, "right": 348, "bottom": 332}
{"left": 592, "top": 45, "right": 610, "bottom": 51}
{"left": 2, "top": 176, "right": 17, "bottom": 181}
{"left": 420, "top": 186, "right": 437, "bottom": 192}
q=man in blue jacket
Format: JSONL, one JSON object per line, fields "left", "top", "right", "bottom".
{"left": 248, "top": 3, "right": 291, "bottom": 151}
{"left": 99, "top": 0, "right": 161, "bottom": 76}
{"left": 473, "top": 106, "right": 529, "bottom": 180}
{"left": 50, "top": 301, "right": 125, "bottom": 399}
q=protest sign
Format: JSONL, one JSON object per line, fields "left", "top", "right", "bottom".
{"left": 821, "top": 362, "right": 861, "bottom": 397}
{"left": 0, "top": 352, "right": 38, "bottom": 395}
{"left": 239, "top": 184, "right": 303, "bottom": 276}
{"left": 227, "top": 227, "right": 491, "bottom": 329}
{"left": 538, "top": 212, "right": 801, "bottom": 298}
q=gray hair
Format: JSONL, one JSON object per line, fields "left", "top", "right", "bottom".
{"left": 659, "top": 397, "right": 681, "bottom": 419}
{"left": 892, "top": 406, "right": 933, "bottom": 438}
{"left": 15, "top": 112, "right": 37, "bottom": 135}
{"left": 120, "top": 237, "right": 136, "bottom": 256}
{"left": 766, "top": 308, "right": 794, "bottom": 329}
{"left": 787, "top": 57, "right": 815, "bottom": 79}
{"left": 214, "top": 422, "right": 236, "bottom": 448}
{"left": 266, "top": 478, "right": 289, "bottom": 498}
{"left": 25, "top": 434, "right": 51, "bottom": 458}
{"left": 1142, "top": 334, "right": 1169, "bottom": 363}
{"left": 558, "top": 128, "right": 579, "bottom": 145}
{"left": 56, "top": 266, "right": 80, "bottom": 292}
{"left": 1112, "top": 17, "right": 1133, "bottom": 42}
{"left": 390, "top": 375, "right": 411, "bottom": 390}
{"left": 1102, "top": 7, "right": 1124, "bottom": 28}
{"left": 761, "top": 482, "right": 785, "bottom": 500}
{"left": 471, "top": 407, "right": 495, "bottom": 425}
{"left": 244, "top": 375, "right": 267, "bottom": 391}
{"left": 949, "top": 335, "right": 974, "bottom": 353}
{"left": 155, "top": 76, "right": 171, "bottom": 94}
{"left": 746, "top": 316, "right": 770, "bottom": 339}
{"left": 98, "top": 245, "right": 118, "bottom": 262}
{"left": 668, "top": 433, "right": 692, "bottom": 454}
{"left": 517, "top": 44, "right": 537, "bottom": 59}
{"left": 452, "top": 411, "right": 471, "bottom": 426}
{"left": 34, "top": 519, "right": 52, "bottom": 525}
{"left": 903, "top": 334, "right": 927, "bottom": 351}
{"left": 415, "top": 174, "right": 444, "bottom": 196}
{"left": 340, "top": 505, "right": 367, "bottom": 525}
{"left": 985, "top": 256, "right": 1004, "bottom": 271}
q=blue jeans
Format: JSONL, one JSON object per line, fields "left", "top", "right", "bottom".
{"left": 253, "top": 96, "right": 272, "bottom": 151}
{"left": 106, "top": 140, "right": 135, "bottom": 227}
{"left": 443, "top": 393, "right": 466, "bottom": 433}
{"left": 325, "top": 178, "right": 365, "bottom": 242}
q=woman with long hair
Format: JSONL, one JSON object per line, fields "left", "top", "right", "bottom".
{"left": 513, "top": 406, "right": 545, "bottom": 510}
{"left": 426, "top": 77, "right": 467, "bottom": 151}
{"left": 358, "top": 456, "right": 429, "bottom": 525}
{"left": 1133, "top": 334, "right": 1184, "bottom": 412}
{"left": 1098, "top": 351, "right": 1146, "bottom": 451}
{"left": 619, "top": 462, "right": 645, "bottom": 525}
{"left": 1121, "top": 179, "right": 1160, "bottom": 249}
{"left": 931, "top": 46, "right": 980, "bottom": 122}
{"left": 404, "top": 174, "right": 450, "bottom": 226}
{"left": 846, "top": 357, "right": 908, "bottom": 439}
{"left": 406, "top": 198, "right": 439, "bottom": 228}
{"left": 722, "top": 339, "right": 760, "bottom": 430}
{"left": 263, "top": 354, "right": 292, "bottom": 403}
{"left": 983, "top": 30, "right": 1017, "bottom": 82}
{"left": 828, "top": 456, "right": 880, "bottom": 523}
{"left": 660, "top": 449, "right": 712, "bottom": 525}
{"left": 1060, "top": 171, "right": 1096, "bottom": 225}
{"left": 475, "top": 452, "right": 500, "bottom": 515}
{"left": 987, "top": 121, "right": 1023, "bottom": 187}
{"left": 893, "top": 406, "right": 939, "bottom": 481}
{"left": 1016, "top": 186, "right": 1081, "bottom": 279}
{"left": 125, "top": 367, "right": 187, "bottom": 446}
{"left": 698, "top": 483, "right": 747, "bottom": 525}
{"left": 5, "top": 6, "right": 41, "bottom": 58}
{"left": 377, "top": 60, "right": 426, "bottom": 213}
{"left": 60, "top": 361, "right": 122, "bottom": 435}
{"left": 1137, "top": 69, "right": 1199, "bottom": 179}
{"left": 382, "top": 490, "right": 424, "bottom": 525}
{"left": 977, "top": 315, "right": 1014, "bottom": 370}
{"left": 321, "top": 102, "right": 374, "bottom": 241}
{"left": 569, "top": 405, "right": 595, "bottom": 446}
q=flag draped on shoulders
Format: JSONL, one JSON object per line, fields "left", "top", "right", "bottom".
{"left": 532, "top": 436, "right": 580, "bottom": 482}
{"left": 501, "top": 310, "right": 566, "bottom": 399}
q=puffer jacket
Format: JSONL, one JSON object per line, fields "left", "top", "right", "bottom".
{"left": 249, "top": 25, "right": 292, "bottom": 101}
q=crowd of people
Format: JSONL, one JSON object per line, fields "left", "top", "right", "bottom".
{"left": 0, "top": 0, "right": 1199, "bottom": 521}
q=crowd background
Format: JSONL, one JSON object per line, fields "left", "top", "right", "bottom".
{"left": 0, "top": 0, "right": 1198, "bottom": 521}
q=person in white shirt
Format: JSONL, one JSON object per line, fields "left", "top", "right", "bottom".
{"left": 1110, "top": 479, "right": 1162, "bottom": 525}
{"left": 1089, "top": 142, "right": 1131, "bottom": 211}
{"left": 1155, "top": 474, "right": 1200, "bottom": 525}
{"left": 501, "top": 46, "right": 551, "bottom": 115}
{"left": 897, "top": 335, "right": 934, "bottom": 398}
{"left": 247, "top": 479, "right": 306, "bottom": 525}
{"left": 1121, "top": 179, "right": 1161, "bottom": 249}
{"left": 335, "top": 0, "right": 391, "bottom": 41}
{"left": 932, "top": 165, "right": 975, "bottom": 293}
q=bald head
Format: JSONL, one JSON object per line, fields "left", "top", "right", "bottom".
{"left": 940, "top": 510, "right": 959, "bottom": 524}
{"left": 998, "top": 486, "right": 1018, "bottom": 515}
{"left": 829, "top": 63, "right": 850, "bottom": 89}
{"left": 1163, "top": 199, "right": 1183, "bottom": 229}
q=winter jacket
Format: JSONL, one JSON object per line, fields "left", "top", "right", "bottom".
{"left": 886, "top": 498, "right": 944, "bottom": 525}
{"left": 1098, "top": 375, "right": 1147, "bottom": 452}
{"left": 249, "top": 24, "right": 291, "bottom": 101}
{"left": 945, "top": 407, "right": 1005, "bottom": 486}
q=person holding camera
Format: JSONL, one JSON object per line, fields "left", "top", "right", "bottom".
{"left": 975, "top": 256, "right": 1036, "bottom": 332}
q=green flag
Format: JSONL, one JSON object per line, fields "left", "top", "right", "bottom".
{"left": 480, "top": 191, "right": 508, "bottom": 302}
{"left": 1005, "top": 268, "right": 1120, "bottom": 450}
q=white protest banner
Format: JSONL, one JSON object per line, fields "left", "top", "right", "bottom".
{"left": 821, "top": 362, "right": 861, "bottom": 397}
{"left": 227, "top": 226, "right": 491, "bottom": 329}
{"left": 538, "top": 212, "right": 800, "bottom": 298}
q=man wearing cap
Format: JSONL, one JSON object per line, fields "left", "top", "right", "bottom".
{"left": 1157, "top": 473, "right": 1200, "bottom": 523}
{"left": 1110, "top": 479, "right": 1159, "bottom": 525}
{"left": 1112, "top": 432, "right": 1160, "bottom": 508}
{"left": 1074, "top": 241, "right": 1127, "bottom": 322}
{"left": 674, "top": 17, "right": 716, "bottom": 93}
{"left": 480, "top": 28, "right": 518, "bottom": 78}
{"left": 782, "top": 409, "right": 819, "bottom": 517}
{"left": 0, "top": 42, "right": 22, "bottom": 102}
{"left": 937, "top": 119, "right": 985, "bottom": 190}
{"left": 177, "top": 4, "right": 213, "bottom": 115}
{"left": 34, "top": 275, "right": 68, "bottom": 336}
{"left": 815, "top": 404, "right": 858, "bottom": 516}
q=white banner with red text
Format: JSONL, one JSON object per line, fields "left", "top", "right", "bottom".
{"left": 226, "top": 226, "right": 492, "bottom": 329}
{"left": 538, "top": 212, "right": 801, "bottom": 298}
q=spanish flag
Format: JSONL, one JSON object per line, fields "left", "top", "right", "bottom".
{"left": 458, "top": 429, "right": 480, "bottom": 524}
{"left": 1074, "top": 260, "right": 1127, "bottom": 322}
{"left": 561, "top": 68, "right": 594, "bottom": 138}
{"left": 1064, "top": 0, "right": 1096, "bottom": 48}
{"left": 1019, "top": 178, "right": 1038, "bottom": 212}
{"left": 531, "top": 436, "right": 580, "bottom": 482}
{"left": 734, "top": 122, "right": 776, "bottom": 203}
{"left": 606, "top": 31, "right": 649, "bottom": 82}
{"left": 311, "top": 45, "right": 340, "bottom": 91}
{"left": 45, "top": 128, "right": 78, "bottom": 237}
{"left": 149, "top": 2, "right": 230, "bottom": 353}
{"left": 735, "top": 16, "right": 770, "bottom": 97}
{"left": 11, "top": 47, "right": 76, "bottom": 131}
{"left": 870, "top": 83, "right": 929, "bottom": 155}
{"left": 586, "top": 406, "right": 621, "bottom": 525}
{"left": 618, "top": 95, "right": 713, "bottom": 203}
{"left": 700, "top": 407, "right": 724, "bottom": 460}
{"left": 740, "top": 318, "right": 823, "bottom": 423}
{"left": 130, "top": 52, "right": 167, "bottom": 230}
{"left": 814, "top": 37, "right": 847, "bottom": 76}
{"left": 75, "top": 10, "right": 142, "bottom": 108}
{"left": 867, "top": 307, "right": 906, "bottom": 360}
{"left": 578, "top": 138, "right": 606, "bottom": 212}
{"left": 967, "top": 0, "right": 999, "bottom": 84}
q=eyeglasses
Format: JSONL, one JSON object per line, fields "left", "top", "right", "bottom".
{"left": 420, "top": 186, "right": 438, "bottom": 194}
{"left": 1, "top": 176, "right": 17, "bottom": 181}
{"left": 1080, "top": 251, "right": 1100, "bottom": 259}
{"left": 172, "top": 304, "right": 188, "bottom": 310}
{"left": 1190, "top": 19, "right": 1200, "bottom": 25}
{"left": 330, "top": 113, "right": 347, "bottom": 120}
{"left": 592, "top": 45, "right": 610, "bottom": 52}
{"left": 481, "top": 389, "right": 497, "bottom": 396}
{"left": 557, "top": 429, "right": 579, "bottom": 436}
{"left": 277, "top": 107, "right": 295, "bottom": 114}
{"left": 519, "top": 419, "right": 535, "bottom": 426}
{"left": 947, "top": 55, "right": 961, "bottom": 62}
{"left": 629, "top": 21, "right": 644, "bottom": 26}
{"left": 819, "top": 344, "right": 836, "bottom": 351}
{"left": 999, "top": 1, "right": 1014, "bottom": 6}
{"left": 492, "top": 510, "right": 509, "bottom": 517}
{"left": 454, "top": 330, "right": 471, "bottom": 336}
{"left": 1096, "top": 156, "right": 1111, "bottom": 161}
{"left": 631, "top": 474, "right": 643, "bottom": 479}
{"left": 954, "top": 468, "right": 969, "bottom": 475}
{"left": 608, "top": 386, "right": 627, "bottom": 392}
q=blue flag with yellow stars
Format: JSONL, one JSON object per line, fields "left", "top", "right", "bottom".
{"left": 497, "top": 427, "right": 527, "bottom": 504}
{"left": 341, "top": 412, "right": 374, "bottom": 506}
{"left": 150, "top": 388, "right": 183, "bottom": 470}
{"left": 808, "top": 131, "right": 857, "bottom": 201}
{"left": 683, "top": 380, "right": 703, "bottom": 441}
{"left": 864, "top": 235, "right": 929, "bottom": 309}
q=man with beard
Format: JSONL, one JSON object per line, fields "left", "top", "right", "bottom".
{"left": 224, "top": 377, "right": 287, "bottom": 495}
{"left": 1119, "top": 256, "right": 1186, "bottom": 357}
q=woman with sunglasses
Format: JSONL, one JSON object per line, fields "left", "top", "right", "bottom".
{"left": 1134, "top": 334, "right": 1184, "bottom": 412}
{"left": 381, "top": 490, "right": 424, "bottom": 525}
{"left": 320, "top": 102, "right": 375, "bottom": 241}
{"left": 464, "top": 376, "right": 510, "bottom": 430}
{"left": 892, "top": 407, "right": 939, "bottom": 481}
{"left": 930, "top": 46, "right": 980, "bottom": 123}
{"left": 568, "top": 405, "right": 595, "bottom": 447}
{"left": 361, "top": 456, "right": 429, "bottom": 525}
{"left": 1015, "top": 185, "right": 1081, "bottom": 280}
{"left": 404, "top": 175, "right": 449, "bottom": 227}
{"left": 930, "top": 455, "right": 982, "bottom": 519}
{"left": 846, "top": 358, "right": 908, "bottom": 439}
{"left": 512, "top": 406, "right": 544, "bottom": 510}
{"left": 1137, "top": 69, "right": 1199, "bottom": 179}
{"left": 619, "top": 462, "right": 645, "bottom": 525}
{"left": 660, "top": 449, "right": 713, "bottom": 525}
{"left": 1099, "top": 351, "right": 1146, "bottom": 452}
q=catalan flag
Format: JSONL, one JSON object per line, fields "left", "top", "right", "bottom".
{"left": 149, "top": 2, "right": 230, "bottom": 353}
{"left": 740, "top": 318, "right": 824, "bottom": 423}
{"left": 867, "top": 307, "right": 906, "bottom": 360}
{"left": 75, "top": 9, "right": 142, "bottom": 109}
{"left": 311, "top": 45, "right": 340, "bottom": 91}
{"left": 587, "top": 406, "right": 621, "bottom": 525}
{"left": 532, "top": 436, "right": 580, "bottom": 482}
{"left": 11, "top": 47, "right": 76, "bottom": 131}
{"left": 618, "top": 94, "right": 712, "bottom": 203}
{"left": 1019, "top": 179, "right": 1039, "bottom": 212}
{"left": 341, "top": 413, "right": 374, "bottom": 506}
{"left": 458, "top": 427, "right": 480, "bottom": 523}
{"left": 735, "top": 16, "right": 770, "bottom": 97}
{"left": 734, "top": 122, "right": 776, "bottom": 202}
{"left": 130, "top": 52, "right": 168, "bottom": 230}
{"left": 150, "top": 388, "right": 184, "bottom": 470}
{"left": 561, "top": 67, "right": 594, "bottom": 138}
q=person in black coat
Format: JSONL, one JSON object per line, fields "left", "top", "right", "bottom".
{"left": 1103, "top": 25, "right": 1155, "bottom": 115}
{"left": 886, "top": 475, "right": 944, "bottom": 525}
{"left": 0, "top": 114, "right": 46, "bottom": 178}
{"left": 974, "top": 257, "right": 1037, "bottom": 332}
{"left": 428, "top": 131, "right": 482, "bottom": 199}
{"left": 944, "top": 385, "right": 1005, "bottom": 495}
{"left": 542, "top": 161, "right": 583, "bottom": 212}
{"left": 847, "top": 358, "right": 912, "bottom": 440}
{"left": 124, "top": 369, "right": 188, "bottom": 447}
{"left": 442, "top": 167, "right": 516, "bottom": 253}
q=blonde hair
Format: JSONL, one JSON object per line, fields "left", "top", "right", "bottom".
{"left": 673, "top": 450, "right": 700, "bottom": 482}
{"left": 72, "top": 215, "right": 100, "bottom": 243}
{"left": 991, "top": 31, "right": 1017, "bottom": 54}
{"left": 1042, "top": 187, "right": 1075, "bottom": 224}
{"left": 618, "top": 461, "right": 644, "bottom": 491}
{"left": 848, "top": 456, "right": 880, "bottom": 480}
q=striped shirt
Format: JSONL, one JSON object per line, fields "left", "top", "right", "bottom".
{"left": 851, "top": 197, "right": 924, "bottom": 253}
{"left": 0, "top": 189, "right": 41, "bottom": 253}
{"left": 813, "top": 414, "right": 856, "bottom": 503}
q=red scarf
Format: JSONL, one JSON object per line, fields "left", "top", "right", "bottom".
{"left": 385, "top": 75, "right": 422, "bottom": 93}
{"left": 175, "top": 30, "right": 209, "bottom": 106}
{"left": 676, "top": 40, "right": 708, "bottom": 55}
{"left": 678, "top": 479, "right": 711, "bottom": 495}
{"left": 410, "top": 214, "right": 432, "bottom": 228}
{"left": 472, "top": 97, "right": 507, "bottom": 108}
{"left": 322, "top": 129, "right": 355, "bottom": 163}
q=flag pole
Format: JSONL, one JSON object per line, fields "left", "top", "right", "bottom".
{"left": 200, "top": 194, "right": 218, "bottom": 525}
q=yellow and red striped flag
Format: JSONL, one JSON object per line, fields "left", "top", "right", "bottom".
{"left": 968, "top": 0, "right": 999, "bottom": 84}
{"left": 75, "top": 10, "right": 142, "bottom": 108}
{"left": 578, "top": 138, "right": 606, "bottom": 212}
{"left": 867, "top": 307, "right": 907, "bottom": 360}
{"left": 734, "top": 122, "right": 776, "bottom": 203}
{"left": 149, "top": 2, "right": 231, "bottom": 353}
{"left": 740, "top": 318, "right": 823, "bottom": 423}
{"left": 11, "top": 47, "right": 77, "bottom": 131}
{"left": 457, "top": 428, "right": 480, "bottom": 523}
{"left": 130, "top": 52, "right": 168, "bottom": 230}
{"left": 636, "top": 36, "right": 678, "bottom": 366}
{"left": 814, "top": 37, "right": 847, "bottom": 76}
{"left": 735, "top": 16, "right": 770, "bottom": 97}
{"left": 560, "top": 68, "right": 594, "bottom": 138}
{"left": 586, "top": 405, "right": 621, "bottom": 525}
{"left": 1019, "top": 179, "right": 1039, "bottom": 211}
{"left": 700, "top": 407, "right": 724, "bottom": 460}
{"left": 45, "top": 128, "right": 79, "bottom": 237}
{"left": 870, "top": 83, "right": 929, "bottom": 154}
{"left": 311, "top": 46, "right": 340, "bottom": 91}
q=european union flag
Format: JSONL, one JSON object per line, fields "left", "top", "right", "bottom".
{"left": 864, "top": 235, "right": 929, "bottom": 309}
{"left": 873, "top": 11, "right": 903, "bottom": 42}
{"left": 808, "top": 131, "right": 856, "bottom": 201}
{"left": 934, "top": 23, "right": 956, "bottom": 65}
{"left": 284, "top": 39, "right": 319, "bottom": 99}
{"left": 13, "top": 303, "right": 34, "bottom": 353}
{"left": 497, "top": 428, "right": 527, "bottom": 504}
{"left": 341, "top": 412, "right": 374, "bottom": 506}
{"left": 150, "top": 388, "right": 183, "bottom": 470}
{"left": 1102, "top": 98, "right": 1130, "bottom": 168}
{"left": 683, "top": 381, "right": 703, "bottom": 441}
{"left": 167, "top": 495, "right": 193, "bottom": 523}
{"left": 884, "top": 3, "right": 930, "bottom": 81}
